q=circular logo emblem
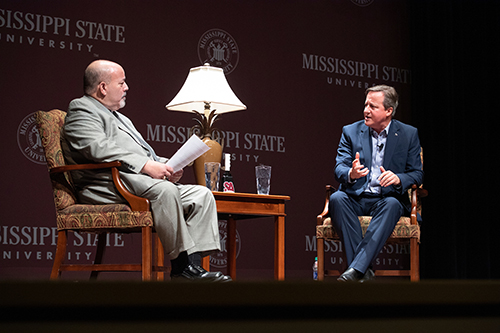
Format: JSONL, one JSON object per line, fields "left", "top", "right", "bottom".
{"left": 198, "top": 29, "right": 239, "bottom": 75}
{"left": 350, "top": 0, "right": 375, "bottom": 6}
{"left": 210, "top": 219, "right": 241, "bottom": 269}
{"left": 17, "top": 112, "right": 46, "bottom": 165}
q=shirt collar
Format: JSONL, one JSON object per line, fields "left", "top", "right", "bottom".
{"left": 371, "top": 121, "right": 391, "bottom": 138}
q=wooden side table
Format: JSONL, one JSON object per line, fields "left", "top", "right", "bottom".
{"left": 206, "top": 192, "right": 290, "bottom": 280}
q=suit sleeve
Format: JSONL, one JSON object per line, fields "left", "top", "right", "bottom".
{"left": 395, "top": 128, "right": 424, "bottom": 193}
{"left": 64, "top": 99, "right": 150, "bottom": 173}
{"left": 334, "top": 126, "right": 355, "bottom": 185}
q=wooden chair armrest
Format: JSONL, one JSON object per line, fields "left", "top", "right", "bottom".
{"left": 410, "top": 184, "right": 427, "bottom": 225}
{"left": 410, "top": 185, "right": 418, "bottom": 225}
{"left": 111, "top": 167, "right": 150, "bottom": 211}
{"left": 317, "top": 185, "right": 336, "bottom": 225}
{"left": 417, "top": 188, "right": 428, "bottom": 198}
{"left": 51, "top": 161, "right": 150, "bottom": 212}
{"left": 50, "top": 161, "right": 122, "bottom": 173}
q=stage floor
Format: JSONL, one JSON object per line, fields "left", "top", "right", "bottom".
{"left": 1, "top": 279, "right": 499, "bottom": 332}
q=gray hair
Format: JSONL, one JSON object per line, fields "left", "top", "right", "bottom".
{"left": 366, "top": 85, "right": 399, "bottom": 116}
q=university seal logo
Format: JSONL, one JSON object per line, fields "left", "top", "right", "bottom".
{"left": 350, "top": 0, "right": 375, "bottom": 7}
{"left": 210, "top": 220, "right": 241, "bottom": 269}
{"left": 198, "top": 29, "right": 239, "bottom": 75}
{"left": 17, "top": 112, "right": 46, "bottom": 165}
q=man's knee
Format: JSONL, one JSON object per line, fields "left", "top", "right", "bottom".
{"left": 329, "top": 191, "right": 349, "bottom": 208}
{"left": 179, "top": 184, "right": 216, "bottom": 211}
{"left": 197, "top": 184, "right": 213, "bottom": 197}
{"left": 143, "top": 181, "right": 180, "bottom": 202}
{"left": 190, "top": 185, "right": 215, "bottom": 202}
{"left": 380, "top": 197, "right": 404, "bottom": 215}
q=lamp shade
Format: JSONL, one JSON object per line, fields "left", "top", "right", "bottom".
{"left": 166, "top": 64, "right": 246, "bottom": 114}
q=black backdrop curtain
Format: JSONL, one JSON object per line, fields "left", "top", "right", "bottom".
{"left": 410, "top": 0, "right": 499, "bottom": 279}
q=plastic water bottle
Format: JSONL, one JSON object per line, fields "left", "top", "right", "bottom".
{"left": 313, "top": 257, "right": 318, "bottom": 280}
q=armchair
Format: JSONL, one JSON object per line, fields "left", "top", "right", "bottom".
{"left": 35, "top": 109, "right": 167, "bottom": 280}
{"left": 316, "top": 150, "right": 427, "bottom": 281}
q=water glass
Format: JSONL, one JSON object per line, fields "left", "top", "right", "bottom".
{"left": 255, "top": 165, "right": 271, "bottom": 195}
{"left": 204, "top": 162, "right": 221, "bottom": 191}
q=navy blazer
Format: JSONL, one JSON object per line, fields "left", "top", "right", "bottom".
{"left": 334, "top": 120, "right": 423, "bottom": 213}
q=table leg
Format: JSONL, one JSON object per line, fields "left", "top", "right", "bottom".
{"left": 274, "top": 215, "right": 285, "bottom": 280}
{"left": 227, "top": 217, "right": 237, "bottom": 280}
{"left": 202, "top": 256, "right": 210, "bottom": 272}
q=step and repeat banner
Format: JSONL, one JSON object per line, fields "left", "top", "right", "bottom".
{"left": 1, "top": 0, "right": 413, "bottom": 280}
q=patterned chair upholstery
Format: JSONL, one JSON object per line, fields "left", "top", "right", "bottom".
{"left": 35, "top": 109, "right": 166, "bottom": 280}
{"left": 316, "top": 150, "right": 427, "bottom": 281}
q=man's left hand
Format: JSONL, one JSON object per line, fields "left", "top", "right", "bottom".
{"left": 378, "top": 166, "right": 401, "bottom": 187}
{"left": 168, "top": 169, "right": 184, "bottom": 183}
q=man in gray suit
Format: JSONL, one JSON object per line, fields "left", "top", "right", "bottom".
{"left": 63, "top": 59, "right": 230, "bottom": 282}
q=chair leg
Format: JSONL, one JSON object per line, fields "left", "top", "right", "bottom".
{"left": 410, "top": 238, "right": 420, "bottom": 281}
{"left": 90, "top": 233, "right": 107, "bottom": 280}
{"left": 50, "top": 230, "right": 67, "bottom": 280}
{"left": 317, "top": 237, "right": 325, "bottom": 281}
{"left": 154, "top": 233, "right": 165, "bottom": 281}
{"left": 142, "top": 227, "right": 153, "bottom": 281}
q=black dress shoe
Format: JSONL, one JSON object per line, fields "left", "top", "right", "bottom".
{"left": 359, "top": 268, "right": 375, "bottom": 283}
{"left": 337, "top": 268, "right": 365, "bottom": 282}
{"left": 171, "top": 264, "right": 232, "bottom": 282}
{"left": 192, "top": 265, "right": 232, "bottom": 282}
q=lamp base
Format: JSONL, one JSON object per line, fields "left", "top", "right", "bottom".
{"left": 193, "top": 137, "right": 223, "bottom": 186}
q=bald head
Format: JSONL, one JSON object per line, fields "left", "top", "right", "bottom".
{"left": 83, "top": 60, "right": 129, "bottom": 111}
{"left": 84, "top": 60, "right": 122, "bottom": 95}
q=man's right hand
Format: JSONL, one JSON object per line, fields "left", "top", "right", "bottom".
{"left": 141, "top": 160, "right": 174, "bottom": 179}
{"left": 349, "top": 152, "right": 369, "bottom": 181}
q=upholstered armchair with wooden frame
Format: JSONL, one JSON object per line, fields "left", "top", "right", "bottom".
{"left": 316, "top": 150, "right": 427, "bottom": 282}
{"left": 35, "top": 109, "right": 167, "bottom": 281}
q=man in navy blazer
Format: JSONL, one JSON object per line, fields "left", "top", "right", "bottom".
{"left": 330, "top": 85, "right": 423, "bottom": 282}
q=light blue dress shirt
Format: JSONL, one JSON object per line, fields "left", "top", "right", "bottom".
{"left": 365, "top": 122, "right": 391, "bottom": 194}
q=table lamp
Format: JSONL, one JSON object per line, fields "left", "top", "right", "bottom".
{"left": 166, "top": 63, "right": 246, "bottom": 186}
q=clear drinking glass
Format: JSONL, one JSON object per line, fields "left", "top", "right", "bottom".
{"left": 255, "top": 165, "right": 271, "bottom": 195}
{"left": 204, "top": 162, "right": 221, "bottom": 191}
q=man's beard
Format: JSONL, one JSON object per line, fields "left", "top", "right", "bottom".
{"left": 119, "top": 96, "right": 126, "bottom": 109}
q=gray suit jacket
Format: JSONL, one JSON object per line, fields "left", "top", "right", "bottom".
{"left": 63, "top": 95, "right": 166, "bottom": 204}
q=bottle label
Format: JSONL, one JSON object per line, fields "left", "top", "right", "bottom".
{"left": 223, "top": 181, "right": 235, "bottom": 192}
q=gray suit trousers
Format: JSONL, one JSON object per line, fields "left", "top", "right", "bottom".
{"left": 141, "top": 181, "right": 220, "bottom": 260}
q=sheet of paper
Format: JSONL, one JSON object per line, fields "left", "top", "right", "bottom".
{"left": 166, "top": 134, "right": 210, "bottom": 172}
